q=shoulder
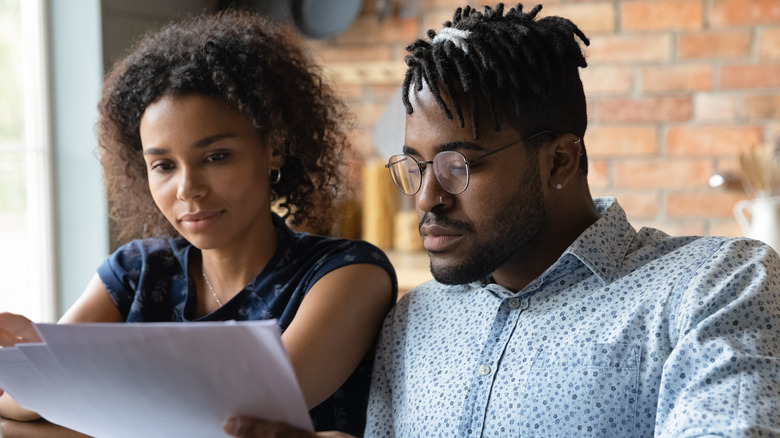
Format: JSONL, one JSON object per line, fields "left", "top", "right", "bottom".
{"left": 104, "top": 237, "right": 189, "bottom": 271}
{"left": 289, "top": 230, "right": 384, "bottom": 254}
{"left": 660, "top": 236, "right": 779, "bottom": 313}
{"left": 285, "top": 231, "right": 394, "bottom": 269}
{"left": 627, "top": 226, "right": 778, "bottom": 269}
{"left": 682, "top": 236, "right": 779, "bottom": 284}
{"left": 648, "top": 236, "right": 780, "bottom": 353}
{"left": 630, "top": 232, "right": 780, "bottom": 295}
{"left": 644, "top": 232, "right": 776, "bottom": 265}
{"left": 266, "top": 229, "right": 397, "bottom": 299}
{"left": 274, "top": 213, "right": 392, "bottom": 266}
{"left": 113, "top": 236, "right": 187, "bottom": 251}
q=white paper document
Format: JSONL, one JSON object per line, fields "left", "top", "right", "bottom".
{"left": 0, "top": 320, "right": 313, "bottom": 437}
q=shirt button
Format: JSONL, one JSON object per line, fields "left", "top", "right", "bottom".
{"left": 508, "top": 297, "right": 521, "bottom": 309}
{"left": 478, "top": 364, "right": 491, "bottom": 376}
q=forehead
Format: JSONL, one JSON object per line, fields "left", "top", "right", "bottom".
{"left": 404, "top": 85, "right": 520, "bottom": 155}
{"left": 405, "top": 87, "right": 468, "bottom": 142}
{"left": 141, "top": 95, "right": 246, "bottom": 133}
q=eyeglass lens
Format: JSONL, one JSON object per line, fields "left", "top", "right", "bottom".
{"left": 432, "top": 151, "right": 469, "bottom": 194}
{"left": 387, "top": 155, "right": 422, "bottom": 195}
{"left": 386, "top": 151, "right": 469, "bottom": 195}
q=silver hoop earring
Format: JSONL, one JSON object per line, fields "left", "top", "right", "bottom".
{"left": 269, "top": 168, "right": 281, "bottom": 184}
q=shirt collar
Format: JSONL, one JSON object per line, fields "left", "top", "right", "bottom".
{"left": 454, "top": 197, "right": 637, "bottom": 296}
{"left": 564, "top": 197, "right": 637, "bottom": 284}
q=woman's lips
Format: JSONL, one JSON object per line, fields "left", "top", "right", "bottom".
{"left": 178, "top": 211, "right": 223, "bottom": 232}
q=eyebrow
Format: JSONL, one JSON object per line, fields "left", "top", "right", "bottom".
{"left": 142, "top": 133, "right": 236, "bottom": 156}
{"left": 402, "top": 140, "right": 484, "bottom": 157}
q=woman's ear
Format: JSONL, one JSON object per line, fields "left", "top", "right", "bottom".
{"left": 268, "top": 146, "right": 286, "bottom": 170}
{"left": 548, "top": 134, "right": 583, "bottom": 191}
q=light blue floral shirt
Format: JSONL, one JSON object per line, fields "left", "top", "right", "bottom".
{"left": 366, "top": 197, "right": 780, "bottom": 437}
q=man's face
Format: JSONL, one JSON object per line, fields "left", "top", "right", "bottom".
{"left": 404, "top": 87, "right": 549, "bottom": 285}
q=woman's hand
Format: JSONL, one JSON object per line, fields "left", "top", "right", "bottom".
{"left": 0, "top": 416, "right": 92, "bottom": 438}
{"left": 0, "top": 313, "right": 40, "bottom": 347}
{"left": 0, "top": 312, "right": 43, "bottom": 421}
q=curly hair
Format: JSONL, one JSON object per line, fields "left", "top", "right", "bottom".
{"left": 402, "top": 3, "right": 590, "bottom": 172}
{"left": 98, "top": 10, "right": 350, "bottom": 241}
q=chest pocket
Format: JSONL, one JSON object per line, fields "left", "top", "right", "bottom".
{"left": 520, "top": 343, "right": 640, "bottom": 438}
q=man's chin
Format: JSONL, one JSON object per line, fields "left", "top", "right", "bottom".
{"left": 430, "top": 259, "right": 490, "bottom": 285}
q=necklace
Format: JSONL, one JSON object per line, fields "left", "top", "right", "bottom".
{"left": 201, "top": 269, "right": 224, "bottom": 306}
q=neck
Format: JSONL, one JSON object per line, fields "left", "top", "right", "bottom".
{"left": 491, "top": 197, "right": 601, "bottom": 292}
{"left": 199, "top": 215, "right": 278, "bottom": 301}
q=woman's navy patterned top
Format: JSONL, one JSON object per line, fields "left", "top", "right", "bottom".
{"left": 97, "top": 213, "right": 397, "bottom": 436}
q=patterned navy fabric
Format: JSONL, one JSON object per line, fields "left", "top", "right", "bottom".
{"left": 97, "top": 213, "right": 397, "bottom": 435}
{"left": 366, "top": 197, "right": 780, "bottom": 437}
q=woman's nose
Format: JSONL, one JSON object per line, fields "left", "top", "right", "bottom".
{"left": 176, "top": 168, "right": 207, "bottom": 201}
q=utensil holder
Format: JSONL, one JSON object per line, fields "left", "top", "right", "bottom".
{"left": 734, "top": 196, "right": 780, "bottom": 251}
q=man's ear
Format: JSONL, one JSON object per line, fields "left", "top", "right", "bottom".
{"left": 547, "top": 134, "right": 583, "bottom": 191}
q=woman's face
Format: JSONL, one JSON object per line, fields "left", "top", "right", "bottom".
{"left": 139, "top": 93, "right": 282, "bottom": 250}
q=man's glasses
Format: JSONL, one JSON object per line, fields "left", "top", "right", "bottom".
{"left": 385, "top": 131, "right": 553, "bottom": 195}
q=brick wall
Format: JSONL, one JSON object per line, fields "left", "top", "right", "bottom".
{"left": 304, "top": 0, "right": 780, "bottom": 239}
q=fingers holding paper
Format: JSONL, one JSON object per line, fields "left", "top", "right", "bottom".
{"left": 0, "top": 313, "right": 45, "bottom": 422}
{"left": 0, "top": 313, "right": 40, "bottom": 347}
{"left": 222, "top": 416, "right": 353, "bottom": 438}
{"left": 0, "top": 417, "right": 92, "bottom": 438}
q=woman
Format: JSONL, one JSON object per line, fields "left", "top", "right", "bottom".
{"left": 0, "top": 10, "right": 396, "bottom": 436}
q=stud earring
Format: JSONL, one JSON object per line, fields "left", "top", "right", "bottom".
{"left": 556, "top": 184, "right": 563, "bottom": 190}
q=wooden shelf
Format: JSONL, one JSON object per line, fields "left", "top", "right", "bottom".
{"left": 321, "top": 60, "right": 407, "bottom": 84}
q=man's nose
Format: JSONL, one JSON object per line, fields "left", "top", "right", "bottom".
{"left": 415, "top": 166, "right": 448, "bottom": 211}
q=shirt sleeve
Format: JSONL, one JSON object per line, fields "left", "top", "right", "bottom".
{"left": 655, "top": 239, "right": 780, "bottom": 436}
{"left": 305, "top": 239, "right": 398, "bottom": 299}
{"left": 95, "top": 240, "right": 147, "bottom": 319}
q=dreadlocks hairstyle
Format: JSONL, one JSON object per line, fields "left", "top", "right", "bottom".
{"left": 402, "top": 3, "right": 590, "bottom": 172}
{"left": 98, "top": 10, "right": 350, "bottom": 241}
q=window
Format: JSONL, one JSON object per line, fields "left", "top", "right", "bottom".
{"left": 0, "top": 0, "right": 55, "bottom": 322}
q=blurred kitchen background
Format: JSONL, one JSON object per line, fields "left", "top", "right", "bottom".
{"left": 2, "top": 0, "right": 779, "bottom": 320}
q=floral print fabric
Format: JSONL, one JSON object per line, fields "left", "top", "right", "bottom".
{"left": 366, "top": 197, "right": 780, "bottom": 437}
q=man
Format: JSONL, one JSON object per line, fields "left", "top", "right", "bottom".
{"left": 225, "top": 3, "right": 780, "bottom": 437}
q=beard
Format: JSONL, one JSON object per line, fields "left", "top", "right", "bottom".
{"left": 428, "top": 164, "right": 547, "bottom": 285}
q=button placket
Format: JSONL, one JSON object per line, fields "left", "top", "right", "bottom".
{"left": 460, "top": 290, "right": 533, "bottom": 436}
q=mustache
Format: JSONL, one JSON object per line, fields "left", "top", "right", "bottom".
{"left": 418, "top": 212, "right": 474, "bottom": 234}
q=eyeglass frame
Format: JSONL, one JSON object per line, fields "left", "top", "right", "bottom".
{"left": 385, "top": 130, "right": 555, "bottom": 196}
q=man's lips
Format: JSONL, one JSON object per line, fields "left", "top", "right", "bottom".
{"left": 178, "top": 211, "right": 222, "bottom": 232}
{"left": 420, "top": 223, "right": 464, "bottom": 252}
